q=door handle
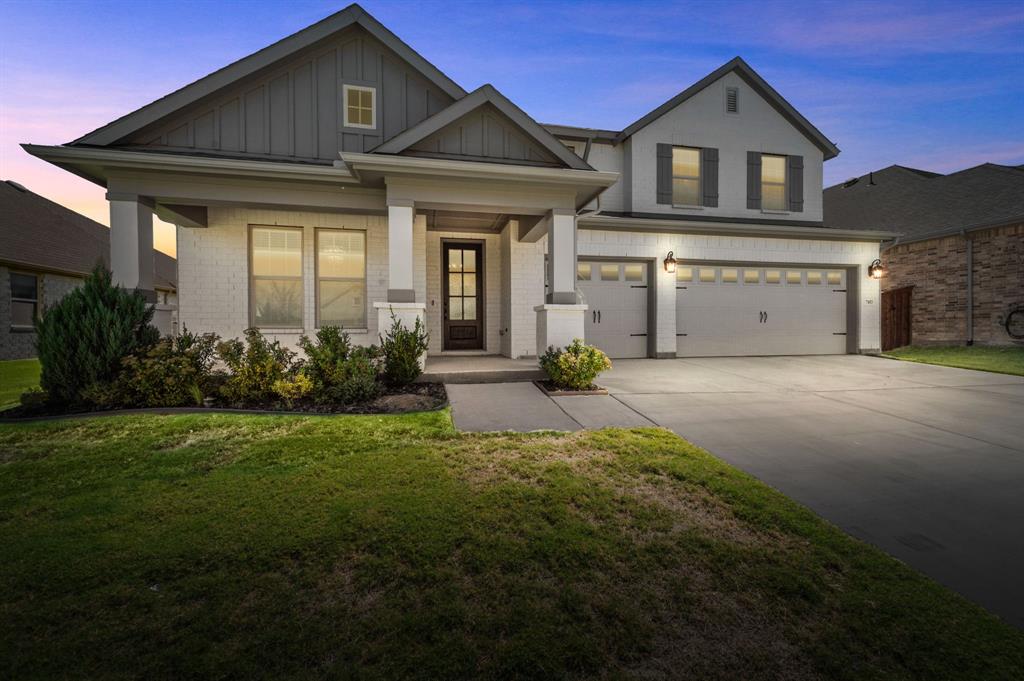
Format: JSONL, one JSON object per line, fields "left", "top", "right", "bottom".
{"left": 764, "top": 311, "right": 768, "bottom": 323}
{"left": 598, "top": 310, "right": 602, "bottom": 324}
{"left": 592, "top": 310, "right": 597, "bottom": 323}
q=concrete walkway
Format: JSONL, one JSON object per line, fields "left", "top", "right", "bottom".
{"left": 446, "top": 355, "right": 1024, "bottom": 627}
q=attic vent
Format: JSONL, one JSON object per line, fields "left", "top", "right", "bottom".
{"left": 725, "top": 86, "right": 739, "bottom": 113}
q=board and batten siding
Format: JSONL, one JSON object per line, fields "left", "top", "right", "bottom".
{"left": 124, "top": 26, "right": 454, "bottom": 162}
{"left": 407, "top": 104, "right": 561, "bottom": 166}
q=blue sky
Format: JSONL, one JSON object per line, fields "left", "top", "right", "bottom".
{"left": 2, "top": 0, "right": 1022, "bottom": 255}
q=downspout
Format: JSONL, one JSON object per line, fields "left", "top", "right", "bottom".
{"left": 962, "top": 229, "right": 974, "bottom": 346}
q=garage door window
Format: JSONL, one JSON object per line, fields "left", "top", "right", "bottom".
{"left": 624, "top": 264, "right": 644, "bottom": 282}
{"left": 577, "top": 263, "right": 592, "bottom": 281}
{"left": 827, "top": 271, "right": 843, "bottom": 285}
{"left": 807, "top": 271, "right": 822, "bottom": 285}
{"left": 699, "top": 268, "right": 716, "bottom": 283}
{"left": 676, "top": 267, "right": 693, "bottom": 282}
{"left": 600, "top": 264, "right": 619, "bottom": 281}
{"left": 786, "top": 271, "right": 802, "bottom": 284}
{"left": 744, "top": 270, "right": 760, "bottom": 284}
{"left": 722, "top": 268, "right": 738, "bottom": 283}
{"left": 765, "top": 270, "right": 781, "bottom": 284}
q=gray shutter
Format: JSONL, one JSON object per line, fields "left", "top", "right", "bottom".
{"left": 701, "top": 147, "right": 719, "bottom": 207}
{"left": 656, "top": 143, "right": 672, "bottom": 205}
{"left": 746, "top": 151, "right": 762, "bottom": 209}
{"left": 788, "top": 155, "right": 804, "bottom": 212}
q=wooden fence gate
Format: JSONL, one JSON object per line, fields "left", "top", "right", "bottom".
{"left": 881, "top": 286, "right": 913, "bottom": 351}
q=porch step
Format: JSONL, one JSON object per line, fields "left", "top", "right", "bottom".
{"left": 417, "top": 356, "right": 544, "bottom": 384}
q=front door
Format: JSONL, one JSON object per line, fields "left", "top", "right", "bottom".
{"left": 443, "top": 242, "right": 484, "bottom": 350}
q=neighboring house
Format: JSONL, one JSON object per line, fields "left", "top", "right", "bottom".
{"left": 0, "top": 180, "right": 177, "bottom": 360}
{"left": 23, "top": 3, "right": 890, "bottom": 362}
{"left": 824, "top": 164, "right": 1024, "bottom": 349}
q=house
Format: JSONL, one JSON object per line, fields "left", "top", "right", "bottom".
{"left": 824, "top": 164, "right": 1024, "bottom": 350}
{"left": 23, "top": 4, "right": 891, "bottom": 362}
{"left": 0, "top": 180, "right": 177, "bottom": 360}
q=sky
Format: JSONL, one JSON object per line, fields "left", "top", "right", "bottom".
{"left": 2, "top": 0, "right": 1022, "bottom": 257}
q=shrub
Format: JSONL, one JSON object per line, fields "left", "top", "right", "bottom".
{"left": 298, "top": 327, "right": 382, "bottom": 404}
{"left": 35, "top": 265, "right": 159, "bottom": 406}
{"left": 272, "top": 373, "right": 313, "bottom": 408}
{"left": 539, "top": 338, "right": 612, "bottom": 391}
{"left": 217, "top": 328, "right": 297, "bottom": 405}
{"left": 379, "top": 313, "right": 429, "bottom": 386}
{"left": 106, "top": 329, "right": 220, "bottom": 408}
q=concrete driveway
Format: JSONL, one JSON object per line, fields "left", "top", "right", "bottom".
{"left": 447, "top": 355, "right": 1024, "bottom": 627}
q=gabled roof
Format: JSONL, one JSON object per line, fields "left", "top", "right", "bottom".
{"left": 824, "top": 163, "right": 1024, "bottom": 242}
{"left": 70, "top": 3, "right": 467, "bottom": 147}
{"left": 0, "top": 180, "right": 177, "bottom": 290}
{"left": 372, "top": 84, "right": 594, "bottom": 171}
{"left": 613, "top": 57, "right": 840, "bottom": 159}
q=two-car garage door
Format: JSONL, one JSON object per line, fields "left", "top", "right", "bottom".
{"left": 576, "top": 259, "right": 849, "bottom": 359}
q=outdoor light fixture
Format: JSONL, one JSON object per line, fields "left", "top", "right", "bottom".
{"left": 868, "top": 259, "right": 885, "bottom": 280}
{"left": 664, "top": 251, "right": 677, "bottom": 273}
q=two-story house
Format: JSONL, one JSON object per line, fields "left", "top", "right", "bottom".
{"left": 23, "top": 4, "right": 890, "bottom": 361}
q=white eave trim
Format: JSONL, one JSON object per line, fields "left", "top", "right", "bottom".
{"left": 340, "top": 152, "right": 619, "bottom": 188}
{"left": 579, "top": 214, "right": 899, "bottom": 242}
{"left": 22, "top": 145, "right": 361, "bottom": 185}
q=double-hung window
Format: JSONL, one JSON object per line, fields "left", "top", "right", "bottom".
{"left": 250, "top": 226, "right": 303, "bottom": 328}
{"left": 761, "top": 154, "right": 787, "bottom": 211}
{"left": 317, "top": 229, "right": 366, "bottom": 329}
{"left": 671, "top": 146, "right": 701, "bottom": 207}
{"left": 343, "top": 85, "right": 376, "bottom": 129}
{"left": 9, "top": 272, "right": 38, "bottom": 329}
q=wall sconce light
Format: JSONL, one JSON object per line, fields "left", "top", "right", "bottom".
{"left": 868, "top": 259, "right": 885, "bottom": 280}
{"left": 664, "top": 251, "right": 677, "bottom": 274}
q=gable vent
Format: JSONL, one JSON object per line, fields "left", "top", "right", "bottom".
{"left": 725, "top": 86, "right": 739, "bottom": 114}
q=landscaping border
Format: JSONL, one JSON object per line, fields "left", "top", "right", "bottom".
{"left": 533, "top": 380, "right": 608, "bottom": 397}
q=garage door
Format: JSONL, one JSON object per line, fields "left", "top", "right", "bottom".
{"left": 577, "top": 261, "right": 648, "bottom": 358}
{"left": 676, "top": 265, "right": 848, "bottom": 357}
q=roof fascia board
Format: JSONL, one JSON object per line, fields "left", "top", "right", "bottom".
{"left": 70, "top": 4, "right": 466, "bottom": 147}
{"left": 579, "top": 214, "right": 897, "bottom": 241}
{"left": 0, "top": 257, "right": 176, "bottom": 291}
{"left": 372, "top": 85, "right": 594, "bottom": 170}
{"left": 884, "top": 216, "right": 1024, "bottom": 249}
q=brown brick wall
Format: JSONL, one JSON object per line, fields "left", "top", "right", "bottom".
{"left": 881, "top": 222, "right": 1024, "bottom": 346}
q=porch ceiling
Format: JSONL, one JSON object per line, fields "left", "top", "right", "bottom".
{"left": 424, "top": 209, "right": 509, "bottom": 233}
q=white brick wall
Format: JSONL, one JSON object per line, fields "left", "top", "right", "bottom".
{"left": 507, "top": 228, "right": 546, "bottom": 358}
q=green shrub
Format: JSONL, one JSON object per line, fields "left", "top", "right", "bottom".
{"left": 272, "top": 373, "right": 313, "bottom": 408}
{"left": 107, "top": 329, "right": 220, "bottom": 408}
{"left": 539, "top": 338, "right": 612, "bottom": 391}
{"left": 217, "top": 328, "right": 297, "bottom": 405}
{"left": 35, "top": 264, "right": 159, "bottom": 406}
{"left": 298, "top": 327, "right": 382, "bottom": 404}
{"left": 379, "top": 313, "right": 429, "bottom": 386}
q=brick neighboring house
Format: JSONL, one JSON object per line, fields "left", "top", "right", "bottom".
{"left": 824, "top": 164, "right": 1024, "bottom": 349}
{"left": 1, "top": 180, "right": 177, "bottom": 360}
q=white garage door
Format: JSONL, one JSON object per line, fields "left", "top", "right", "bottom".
{"left": 577, "top": 261, "right": 648, "bottom": 358}
{"left": 676, "top": 265, "right": 848, "bottom": 357}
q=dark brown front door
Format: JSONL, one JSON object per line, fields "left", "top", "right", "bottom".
{"left": 881, "top": 286, "right": 913, "bottom": 351}
{"left": 443, "top": 242, "right": 484, "bottom": 350}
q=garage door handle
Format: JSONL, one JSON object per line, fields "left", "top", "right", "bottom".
{"left": 592, "top": 310, "right": 596, "bottom": 323}
{"left": 630, "top": 333, "right": 647, "bottom": 337}
{"left": 598, "top": 310, "right": 601, "bottom": 324}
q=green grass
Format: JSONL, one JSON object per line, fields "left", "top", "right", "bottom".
{"left": 1, "top": 412, "right": 1021, "bottom": 680}
{"left": 0, "top": 358, "right": 40, "bottom": 409}
{"left": 884, "top": 345, "right": 1024, "bottom": 376}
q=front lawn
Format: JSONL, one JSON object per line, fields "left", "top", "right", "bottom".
{"left": 0, "top": 358, "right": 40, "bottom": 409}
{"left": 884, "top": 345, "right": 1024, "bottom": 376}
{"left": 1, "top": 412, "right": 1021, "bottom": 679}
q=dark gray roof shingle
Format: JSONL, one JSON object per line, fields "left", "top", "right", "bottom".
{"left": 0, "top": 180, "right": 176, "bottom": 290}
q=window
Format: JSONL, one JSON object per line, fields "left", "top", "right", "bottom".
{"left": 577, "top": 262, "right": 592, "bottom": 281}
{"left": 807, "top": 271, "right": 822, "bottom": 285}
{"left": 786, "top": 271, "right": 802, "bottom": 284}
{"left": 725, "top": 86, "right": 739, "bottom": 114}
{"left": 765, "top": 270, "right": 781, "bottom": 284}
{"left": 600, "top": 264, "right": 619, "bottom": 281}
{"left": 317, "top": 229, "right": 366, "bottom": 328}
{"left": 250, "top": 226, "right": 303, "bottom": 328}
{"left": 671, "top": 146, "right": 701, "bottom": 206}
{"left": 761, "top": 154, "right": 787, "bottom": 211}
{"left": 827, "top": 271, "right": 843, "bottom": 285}
{"left": 624, "top": 264, "right": 644, "bottom": 282}
{"left": 743, "top": 269, "right": 760, "bottom": 284}
{"left": 698, "top": 268, "right": 716, "bottom": 283}
{"left": 676, "top": 266, "right": 693, "bottom": 283}
{"left": 343, "top": 85, "right": 376, "bottom": 129}
{"left": 9, "top": 272, "right": 38, "bottom": 328}
{"left": 722, "top": 268, "right": 738, "bottom": 283}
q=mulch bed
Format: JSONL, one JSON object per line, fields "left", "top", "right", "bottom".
{"left": 0, "top": 383, "right": 448, "bottom": 421}
{"left": 533, "top": 380, "right": 608, "bottom": 397}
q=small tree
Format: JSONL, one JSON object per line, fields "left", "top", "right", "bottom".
{"left": 35, "top": 264, "right": 159, "bottom": 406}
{"left": 379, "top": 313, "right": 429, "bottom": 386}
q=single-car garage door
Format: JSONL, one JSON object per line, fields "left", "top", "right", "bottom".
{"left": 676, "top": 265, "right": 848, "bottom": 357}
{"left": 577, "top": 261, "right": 649, "bottom": 358}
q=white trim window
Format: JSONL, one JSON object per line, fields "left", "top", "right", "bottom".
{"left": 671, "top": 146, "right": 701, "bottom": 207}
{"left": 343, "top": 84, "right": 376, "bottom": 129}
{"left": 761, "top": 154, "right": 787, "bottom": 211}
{"left": 250, "top": 226, "right": 304, "bottom": 328}
{"left": 9, "top": 271, "right": 39, "bottom": 329}
{"left": 316, "top": 228, "right": 367, "bottom": 329}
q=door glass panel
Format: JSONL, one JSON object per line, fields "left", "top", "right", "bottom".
{"left": 463, "top": 249, "right": 476, "bottom": 272}
{"left": 786, "top": 271, "right": 802, "bottom": 284}
{"left": 449, "top": 297, "right": 463, "bottom": 320}
{"left": 448, "top": 273, "right": 462, "bottom": 296}
{"left": 448, "top": 249, "right": 462, "bottom": 272}
{"left": 744, "top": 269, "right": 760, "bottom": 284}
{"left": 807, "top": 271, "right": 822, "bottom": 285}
{"left": 600, "top": 264, "right": 619, "bottom": 281}
{"left": 463, "top": 297, "right": 476, "bottom": 321}
{"left": 463, "top": 273, "right": 476, "bottom": 295}
{"left": 577, "top": 263, "right": 592, "bottom": 280}
{"left": 676, "top": 266, "right": 693, "bottom": 282}
{"left": 827, "top": 271, "right": 843, "bottom": 285}
{"left": 722, "top": 268, "right": 738, "bottom": 283}
{"left": 624, "top": 264, "right": 643, "bottom": 281}
{"left": 765, "top": 270, "right": 781, "bottom": 284}
{"left": 699, "top": 268, "right": 716, "bottom": 283}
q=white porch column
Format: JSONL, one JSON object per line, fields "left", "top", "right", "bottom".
{"left": 107, "top": 192, "right": 155, "bottom": 301}
{"left": 536, "top": 209, "right": 586, "bottom": 354}
{"left": 387, "top": 199, "right": 416, "bottom": 303}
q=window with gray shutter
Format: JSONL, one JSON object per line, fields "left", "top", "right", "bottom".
{"left": 746, "top": 151, "right": 762, "bottom": 209}
{"left": 788, "top": 155, "right": 804, "bottom": 212}
{"left": 656, "top": 143, "right": 672, "bottom": 204}
{"left": 701, "top": 147, "right": 719, "bottom": 207}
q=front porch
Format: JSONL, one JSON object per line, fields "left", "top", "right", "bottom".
{"left": 419, "top": 354, "right": 543, "bottom": 384}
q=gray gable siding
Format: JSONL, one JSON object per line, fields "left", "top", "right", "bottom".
{"left": 404, "top": 104, "right": 561, "bottom": 166}
{"left": 124, "top": 26, "right": 453, "bottom": 163}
